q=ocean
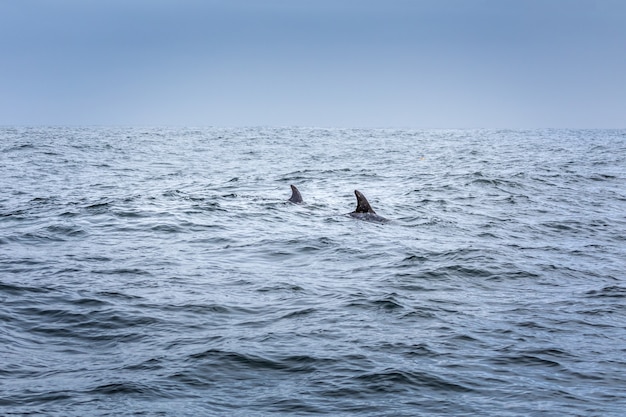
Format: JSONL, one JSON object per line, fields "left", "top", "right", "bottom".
{"left": 1, "top": 127, "right": 625, "bottom": 416}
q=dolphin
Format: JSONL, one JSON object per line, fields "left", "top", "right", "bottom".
{"left": 350, "top": 190, "right": 388, "bottom": 222}
{"left": 288, "top": 184, "right": 303, "bottom": 204}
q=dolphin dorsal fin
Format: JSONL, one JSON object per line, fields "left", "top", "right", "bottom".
{"left": 288, "top": 184, "right": 303, "bottom": 203}
{"left": 353, "top": 190, "right": 376, "bottom": 214}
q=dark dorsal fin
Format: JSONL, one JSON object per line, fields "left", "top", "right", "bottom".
{"left": 288, "top": 184, "right": 303, "bottom": 203}
{"left": 353, "top": 190, "right": 376, "bottom": 214}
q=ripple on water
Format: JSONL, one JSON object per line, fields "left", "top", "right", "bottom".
{"left": 1, "top": 127, "right": 626, "bottom": 416}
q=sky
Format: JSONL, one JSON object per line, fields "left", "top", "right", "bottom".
{"left": 1, "top": 0, "right": 625, "bottom": 128}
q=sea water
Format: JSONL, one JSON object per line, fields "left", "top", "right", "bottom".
{"left": 1, "top": 127, "right": 625, "bottom": 416}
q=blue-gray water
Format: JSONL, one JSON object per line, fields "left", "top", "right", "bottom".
{"left": 1, "top": 127, "right": 625, "bottom": 416}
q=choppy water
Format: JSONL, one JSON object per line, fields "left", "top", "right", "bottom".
{"left": 1, "top": 127, "right": 625, "bottom": 416}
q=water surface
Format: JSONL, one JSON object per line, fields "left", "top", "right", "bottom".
{"left": 1, "top": 127, "right": 625, "bottom": 416}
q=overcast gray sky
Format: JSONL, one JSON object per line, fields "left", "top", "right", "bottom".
{"left": 1, "top": 0, "right": 624, "bottom": 128}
